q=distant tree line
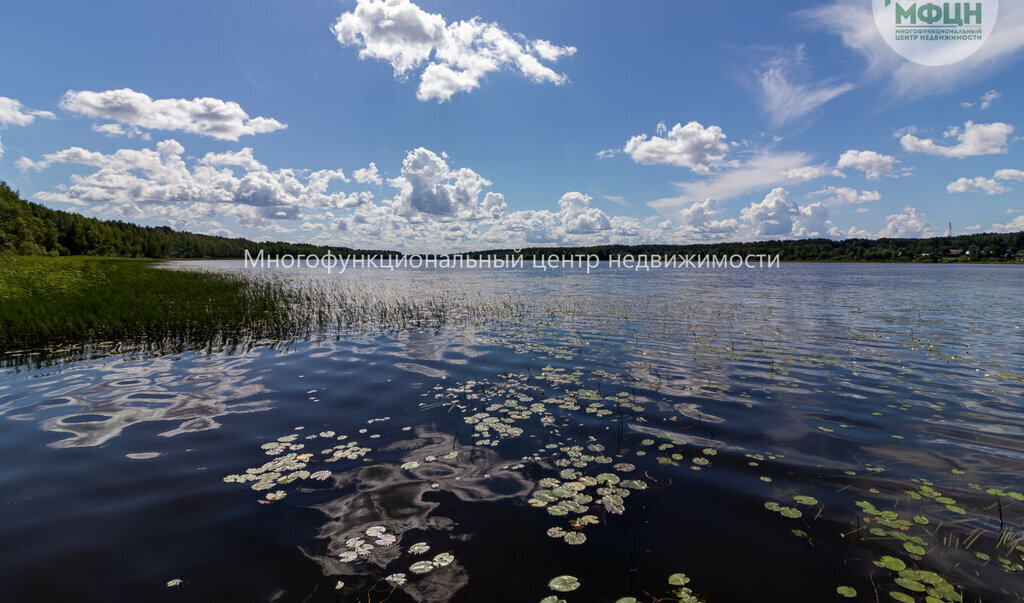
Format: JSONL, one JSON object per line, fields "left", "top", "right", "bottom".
{"left": 469, "top": 236, "right": 1024, "bottom": 263}
{"left": 2, "top": 180, "right": 1022, "bottom": 261}
{"left": 0, "top": 182, "right": 393, "bottom": 259}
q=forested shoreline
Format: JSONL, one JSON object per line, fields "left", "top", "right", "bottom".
{"left": 2, "top": 181, "right": 1022, "bottom": 262}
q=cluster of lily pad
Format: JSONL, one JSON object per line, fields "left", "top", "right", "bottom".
{"left": 222, "top": 426, "right": 379, "bottom": 502}
{"left": 764, "top": 494, "right": 819, "bottom": 520}
{"left": 333, "top": 526, "right": 457, "bottom": 592}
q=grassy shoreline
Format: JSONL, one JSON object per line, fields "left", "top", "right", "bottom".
{"left": 0, "top": 255, "right": 529, "bottom": 366}
{"left": 0, "top": 256, "right": 299, "bottom": 362}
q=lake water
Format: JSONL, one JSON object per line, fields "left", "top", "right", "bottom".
{"left": 2, "top": 262, "right": 1023, "bottom": 602}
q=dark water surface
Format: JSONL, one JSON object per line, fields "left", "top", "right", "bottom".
{"left": 2, "top": 262, "right": 1023, "bottom": 602}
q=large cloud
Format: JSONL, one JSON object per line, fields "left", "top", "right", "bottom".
{"left": 20, "top": 141, "right": 938, "bottom": 251}
{"left": 623, "top": 122, "right": 729, "bottom": 174}
{"left": 900, "top": 121, "right": 1014, "bottom": 158}
{"left": 837, "top": 149, "right": 899, "bottom": 180}
{"left": 878, "top": 206, "right": 932, "bottom": 238}
{"left": 17, "top": 141, "right": 360, "bottom": 227}
{"left": 331, "top": 0, "right": 576, "bottom": 102}
{"left": 60, "top": 89, "right": 287, "bottom": 141}
{"left": 389, "top": 147, "right": 494, "bottom": 218}
{"left": 946, "top": 177, "right": 1008, "bottom": 195}
{"left": 740, "top": 187, "right": 800, "bottom": 237}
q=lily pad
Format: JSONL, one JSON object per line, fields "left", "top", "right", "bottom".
{"left": 548, "top": 575, "right": 581, "bottom": 592}
{"left": 563, "top": 532, "right": 586, "bottom": 545}
{"left": 880, "top": 556, "right": 906, "bottom": 571}
{"left": 903, "top": 543, "right": 926, "bottom": 556}
{"left": 793, "top": 495, "right": 818, "bottom": 506}
{"left": 408, "top": 542, "right": 430, "bottom": 555}
{"left": 836, "top": 586, "right": 856, "bottom": 598}
{"left": 166, "top": 579, "right": 183, "bottom": 588}
{"left": 433, "top": 552, "right": 454, "bottom": 567}
{"left": 780, "top": 507, "right": 802, "bottom": 519}
{"left": 668, "top": 573, "right": 691, "bottom": 586}
{"left": 409, "top": 561, "right": 435, "bottom": 574}
{"left": 894, "top": 577, "right": 926, "bottom": 592}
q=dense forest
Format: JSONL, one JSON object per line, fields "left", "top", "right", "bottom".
{"left": 2, "top": 180, "right": 1022, "bottom": 262}
{"left": 0, "top": 181, "right": 391, "bottom": 259}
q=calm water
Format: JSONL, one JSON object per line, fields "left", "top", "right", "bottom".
{"left": 2, "top": 262, "right": 1023, "bottom": 602}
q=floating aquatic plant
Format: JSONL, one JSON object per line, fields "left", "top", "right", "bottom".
{"left": 547, "top": 575, "right": 580, "bottom": 592}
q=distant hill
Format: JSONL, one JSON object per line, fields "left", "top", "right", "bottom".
{"left": 2, "top": 180, "right": 1021, "bottom": 262}
{"left": 0, "top": 181, "right": 392, "bottom": 258}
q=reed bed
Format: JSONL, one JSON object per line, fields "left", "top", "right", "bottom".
{"left": 0, "top": 256, "right": 531, "bottom": 366}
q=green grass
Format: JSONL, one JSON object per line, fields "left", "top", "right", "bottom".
{"left": 0, "top": 255, "right": 531, "bottom": 365}
{"left": 0, "top": 256, "right": 297, "bottom": 361}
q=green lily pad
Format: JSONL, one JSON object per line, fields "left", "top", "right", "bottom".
{"left": 894, "top": 577, "right": 926, "bottom": 592}
{"left": 548, "top": 575, "right": 581, "bottom": 592}
{"left": 889, "top": 591, "right": 914, "bottom": 603}
{"left": 668, "top": 573, "right": 691, "bottom": 586}
{"left": 836, "top": 585, "right": 856, "bottom": 598}
{"left": 564, "top": 532, "right": 586, "bottom": 545}
{"left": 903, "top": 543, "right": 926, "bottom": 555}
{"left": 780, "top": 507, "right": 802, "bottom": 519}
{"left": 793, "top": 495, "right": 818, "bottom": 506}
{"left": 880, "top": 556, "right": 906, "bottom": 571}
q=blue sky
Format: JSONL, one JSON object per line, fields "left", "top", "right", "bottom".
{"left": 1, "top": 0, "right": 1022, "bottom": 252}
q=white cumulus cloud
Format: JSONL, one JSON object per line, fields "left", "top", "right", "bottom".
{"left": 60, "top": 88, "right": 287, "bottom": 141}
{"left": 900, "top": 121, "right": 1013, "bottom": 158}
{"left": 994, "top": 168, "right": 1024, "bottom": 182}
{"left": 0, "top": 96, "right": 55, "bottom": 127}
{"left": 837, "top": 149, "right": 899, "bottom": 180}
{"left": 623, "top": 121, "right": 728, "bottom": 174}
{"left": 331, "top": 0, "right": 576, "bottom": 102}
{"left": 878, "top": 206, "right": 932, "bottom": 238}
{"left": 946, "top": 176, "right": 1008, "bottom": 195}
{"left": 353, "top": 162, "right": 383, "bottom": 185}
{"left": 389, "top": 147, "right": 495, "bottom": 218}
{"left": 991, "top": 214, "right": 1024, "bottom": 233}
